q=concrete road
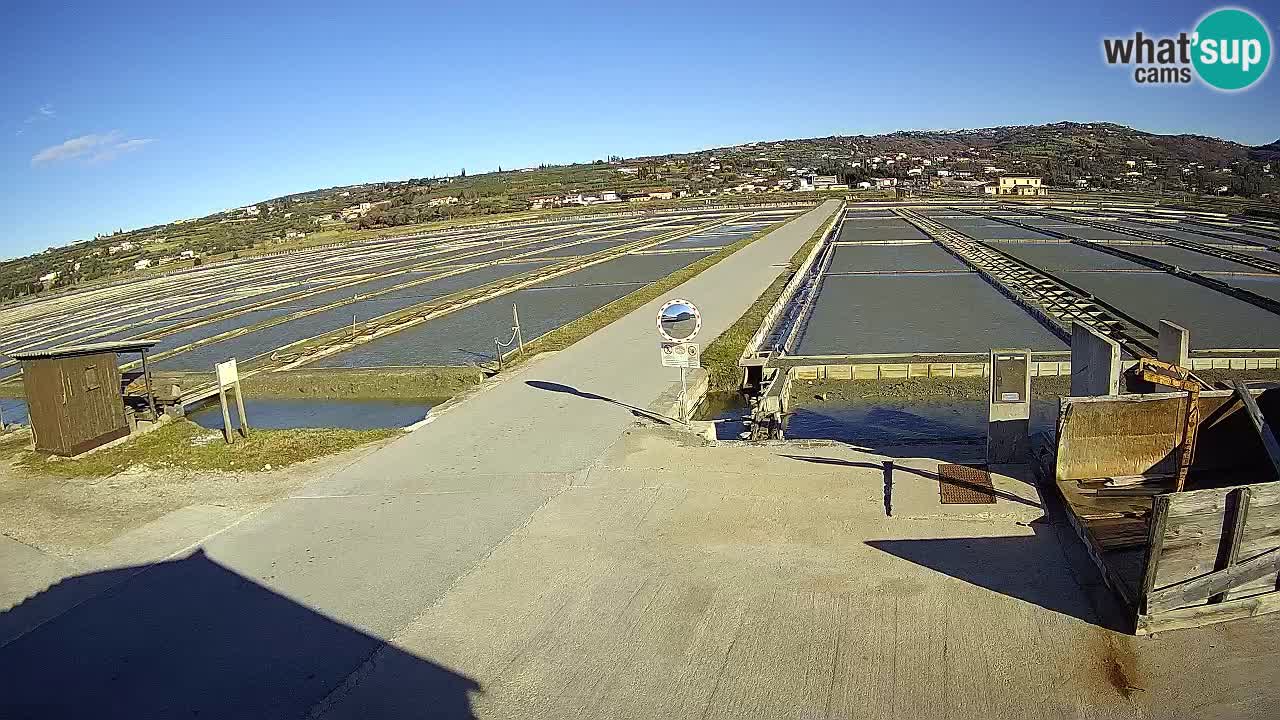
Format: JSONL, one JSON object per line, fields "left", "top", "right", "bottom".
{"left": 0, "top": 201, "right": 841, "bottom": 719}
{"left": 317, "top": 434, "right": 1280, "bottom": 720}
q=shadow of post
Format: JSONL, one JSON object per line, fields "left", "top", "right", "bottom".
{"left": 525, "top": 380, "right": 673, "bottom": 423}
{"left": 0, "top": 550, "right": 480, "bottom": 719}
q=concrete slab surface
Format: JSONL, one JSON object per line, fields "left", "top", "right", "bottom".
{"left": 316, "top": 281, "right": 648, "bottom": 367}
{"left": 794, "top": 274, "right": 1066, "bottom": 355}
{"left": 1229, "top": 276, "right": 1280, "bottom": 303}
{"left": 838, "top": 220, "right": 928, "bottom": 242}
{"left": 313, "top": 436, "right": 1280, "bottom": 720}
{"left": 935, "top": 219, "right": 1059, "bottom": 240}
{"left": 1106, "top": 244, "right": 1275, "bottom": 274}
{"left": 1058, "top": 271, "right": 1280, "bottom": 349}
{"left": 1109, "top": 221, "right": 1248, "bottom": 246}
{"left": 988, "top": 242, "right": 1147, "bottom": 271}
{"left": 827, "top": 243, "right": 966, "bottom": 273}
{"left": 0, "top": 211, "right": 732, "bottom": 375}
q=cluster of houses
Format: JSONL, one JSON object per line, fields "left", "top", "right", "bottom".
{"left": 523, "top": 170, "right": 1049, "bottom": 209}
{"left": 131, "top": 249, "right": 197, "bottom": 271}
{"left": 528, "top": 189, "right": 674, "bottom": 209}
{"left": 339, "top": 200, "right": 391, "bottom": 221}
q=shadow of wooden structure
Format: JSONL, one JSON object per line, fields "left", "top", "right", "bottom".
{"left": 1039, "top": 386, "right": 1280, "bottom": 633}
{"left": 10, "top": 340, "right": 159, "bottom": 456}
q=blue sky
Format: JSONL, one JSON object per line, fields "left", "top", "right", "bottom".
{"left": 3, "top": 1, "right": 1277, "bottom": 257}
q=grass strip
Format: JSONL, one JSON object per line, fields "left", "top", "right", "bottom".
{"left": 237, "top": 367, "right": 480, "bottom": 400}
{"left": 791, "top": 376, "right": 1071, "bottom": 404}
{"left": 16, "top": 420, "right": 397, "bottom": 478}
{"left": 699, "top": 211, "right": 838, "bottom": 391}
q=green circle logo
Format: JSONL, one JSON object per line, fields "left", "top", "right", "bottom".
{"left": 1193, "top": 8, "right": 1272, "bottom": 90}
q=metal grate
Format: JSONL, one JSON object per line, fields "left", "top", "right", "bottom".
{"left": 938, "top": 464, "right": 996, "bottom": 504}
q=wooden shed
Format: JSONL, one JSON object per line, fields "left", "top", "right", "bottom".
{"left": 11, "top": 340, "right": 159, "bottom": 456}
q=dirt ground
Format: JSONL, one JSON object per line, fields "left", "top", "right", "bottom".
{"left": 0, "top": 433, "right": 392, "bottom": 559}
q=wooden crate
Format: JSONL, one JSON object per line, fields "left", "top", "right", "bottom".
{"left": 1049, "top": 389, "right": 1280, "bottom": 633}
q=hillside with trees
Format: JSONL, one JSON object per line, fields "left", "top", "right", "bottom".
{"left": 3, "top": 121, "right": 1277, "bottom": 304}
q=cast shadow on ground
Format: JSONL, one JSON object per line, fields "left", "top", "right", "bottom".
{"left": 778, "top": 455, "right": 1041, "bottom": 508}
{"left": 864, "top": 515, "right": 1131, "bottom": 633}
{"left": 0, "top": 549, "right": 480, "bottom": 719}
{"left": 525, "top": 380, "right": 673, "bottom": 423}
{"left": 777, "top": 450, "right": 1131, "bottom": 631}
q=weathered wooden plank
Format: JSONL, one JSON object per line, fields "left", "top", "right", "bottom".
{"left": 1140, "top": 495, "right": 1170, "bottom": 612}
{"left": 1210, "top": 487, "right": 1252, "bottom": 604}
{"left": 1163, "top": 480, "right": 1280, "bottom": 519}
{"left": 1054, "top": 481, "right": 1138, "bottom": 612}
{"left": 1146, "top": 546, "right": 1280, "bottom": 613}
{"left": 1088, "top": 516, "right": 1150, "bottom": 550}
{"left": 1153, "top": 482, "right": 1280, "bottom": 594}
{"left": 1056, "top": 479, "right": 1152, "bottom": 520}
{"left": 1137, "top": 586, "right": 1280, "bottom": 634}
{"left": 1231, "top": 381, "right": 1280, "bottom": 480}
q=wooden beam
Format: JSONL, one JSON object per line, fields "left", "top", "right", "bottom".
{"left": 1138, "top": 590, "right": 1280, "bottom": 635}
{"left": 1146, "top": 545, "right": 1280, "bottom": 614}
{"left": 140, "top": 349, "right": 158, "bottom": 420}
{"left": 1231, "top": 381, "right": 1280, "bottom": 480}
{"left": 1210, "top": 487, "right": 1252, "bottom": 604}
{"left": 1140, "top": 494, "right": 1170, "bottom": 613}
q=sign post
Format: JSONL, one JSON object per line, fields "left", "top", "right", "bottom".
{"left": 513, "top": 303, "right": 524, "bottom": 355}
{"left": 988, "top": 348, "right": 1031, "bottom": 462}
{"left": 214, "top": 358, "right": 250, "bottom": 444}
{"left": 657, "top": 298, "right": 703, "bottom": 423}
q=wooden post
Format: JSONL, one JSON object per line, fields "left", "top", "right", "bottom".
{"left": 233, "top": 379, "right": 250, "bottom": 438}
{"left": 1175, "top": 386, "right": 1200, "bottom": 492}
{"left": 140, "top": 349, "right": 158, "bottom": 420}
{"left": 1140, "top": 494, "right": 1171, "bottom": 614}
{"left": 882, "top": 460, "right": 894, "bottom": 518}
{"left": 214, "top": 358, "right": 244, "bottom": 443}
{"left": 218, "top": 384, "right": 234, "bottom": 444}
{"left": 513, "top": 304, "right": 524, "bottom": 355}
{"left": 1210, "top": 487, "right": 1252, "bottom": 604}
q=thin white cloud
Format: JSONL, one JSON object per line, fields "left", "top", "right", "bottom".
{"left": 31, "top": 131, "right": 155, "bottom": 166}
{"left": 90, "top": 137, "right": 155, "bottom": 164}
{"left": 15, "top": 104, "right": 56, "bottom": 136}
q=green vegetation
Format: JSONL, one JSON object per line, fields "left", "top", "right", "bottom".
{"left": 238, "top": 367, "right": 480, "bottom": 400}
{"left": 700, "top": 211, "right": 837, "bottom": 391}
{"left": 15, "top": 420, "right": 397, "bottom": 478}
{"left": 791, "top": 375, "right": 1072, "bottom": 404}
{"left": 0, "top": 429, "right": 29, "bottom": 463}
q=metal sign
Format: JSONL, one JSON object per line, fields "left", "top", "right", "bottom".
{"left": 661, "top": 341, "right": 700, "bottom": 368}
{"left": 215, "top": 358, "right": 239, "bottom": 389}
{"left": 991, "top": 352, "right": 1030, "bottom": 405}
{"left": 657, "top": 298, "right": 701, "bottom": 343}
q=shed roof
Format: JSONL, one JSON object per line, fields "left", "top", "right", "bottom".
{"left": 9, "top": 340, "right": 159, "bottom": 361}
